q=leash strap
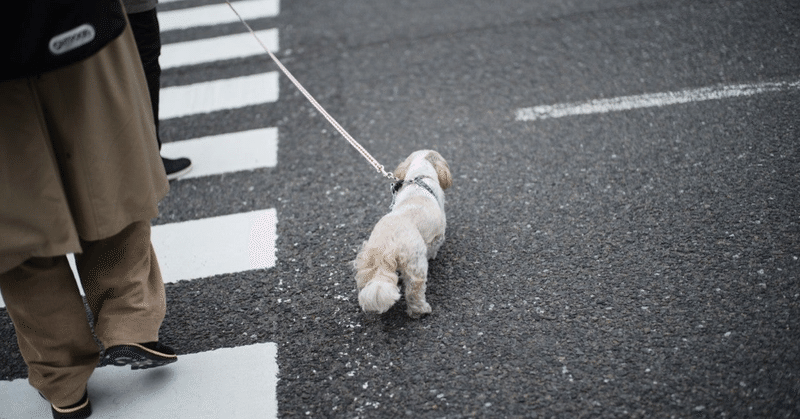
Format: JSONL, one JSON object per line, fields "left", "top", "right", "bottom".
{"left": 225, "top": 0, "right": 397, "bottom": 181}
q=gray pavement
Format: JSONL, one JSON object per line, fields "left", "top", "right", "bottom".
{"left": 2, "top": 0, "right": 799, "bottom": 417}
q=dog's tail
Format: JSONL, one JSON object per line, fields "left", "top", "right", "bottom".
{"left": 358, "top": 278, "right": 401, "bottom": 314}
{"left": 354, "top": 241, "right": 401, "bottom": 314}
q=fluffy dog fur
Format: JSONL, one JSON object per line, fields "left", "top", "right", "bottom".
{"left": 353, "top": 150, "right": 452, "bottom": 317}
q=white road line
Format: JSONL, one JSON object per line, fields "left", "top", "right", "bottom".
{"left": 159, "top": 72, "right": 279, "bottom": 120}
{"left": 0, "top": 207, "right": 277, "bottom": 309}
{"left": 159, "top": 0, "right": 280, "bottom": 32}
{"left": 152, "top": 209, "right": 277, "bottom": 283}
{"left": 0, "top": 343, "right": 278, "bottom": 419}
{"left": 161, "top": 29, "right": 278, "bottom": 69}
{"left": 515, "top": 79, "right": 800, "bottom": 121}
{"left": 161, "top": 127, "right": 278, "bottom": 180}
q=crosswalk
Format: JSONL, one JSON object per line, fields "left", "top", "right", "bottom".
{"left": 160, "top": 127, "right": 278, "bottom": 180}
{"left": 1, "top": 1, "right": 283, "bottom": 417}
{"left": 160, "top": 72, "right": 279, "bottom": 119}
{"left": 160, "top": 29, "right": 278, "bottom": 69}
{"left": 153, "top": 209, "right": 278, "bottom": 283}
{"left": 158, "top": 0, "right": 279, "bottom": 31}
{"left": 1, "top": 344, "right": 278, "bottom": 418}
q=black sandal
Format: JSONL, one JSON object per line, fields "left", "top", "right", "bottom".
{"left": 101, "top": 341, "right": 178, "bottom": 370}
{"left": 48, "top": 391, "right": 91, "bottom": 419}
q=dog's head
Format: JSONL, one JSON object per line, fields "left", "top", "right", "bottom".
{"left": 393, "top": 150, "right": 452, "bottom": 190}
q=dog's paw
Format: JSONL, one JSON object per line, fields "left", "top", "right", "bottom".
{"left": 407, "top": 301, "right": 432, "bottom": 318}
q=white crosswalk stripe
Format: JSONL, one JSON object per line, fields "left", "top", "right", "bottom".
{"left": 160, "top": 72, "right": 279, "bottom": 120}
{"left": 0, "top": 207, "right": 278, "bottom": 305}
{"left": 160, "top": 29, "right": 279, "bottom": 69}
{"left": 161, "top": 127, "right": 278, "bottom": 179}
{"left": 158, "top": 0, "right": 280, "bottom": 32}
{"left": 1, "top": 0, "right": 284, "bottom": 416}
{"left": 0, "top": 343, "right": 278, "bottom": 418}
{"left": 152, "top": 209, "right": 278, "bottom": 283}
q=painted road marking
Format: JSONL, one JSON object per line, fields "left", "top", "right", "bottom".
{"left": 161, "top": 29, "right": 279, "bottom": 69}
{"left": 159, "top": 72, "right": 279, "bottom": 120}
{"left": 161, "top": 127, "right": 278, "bottom": 180}
{"left": 152, "top": 209, "right": 277, "bottom": 283}
{"left": 516, "top": 79, "right": 800, "bottom": 121}
{"left": 0, "top": 206, "right": 277, "bottom": 308}
{"left": 0, "top": 343, "right": 278, "bottom": 419}
{"left": 158, "top": 0, "right": 280, "bottom": 32}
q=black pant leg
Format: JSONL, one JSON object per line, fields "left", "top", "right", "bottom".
{"left": 127, "top": 9, "right": 162, "bottom": 149}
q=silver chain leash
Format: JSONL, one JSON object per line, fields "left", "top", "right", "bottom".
{"left": 224, "top": 0, "right": 397, "bottom": 182}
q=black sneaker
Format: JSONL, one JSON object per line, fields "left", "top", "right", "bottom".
{"left": 162, "top": 156, "right": 193, "bottom": 180}
{"left": 50, "top": 391, "right": 91, "bottom": 419}
{"left": 101, "top": 341, "right": 178, "bottom": 370}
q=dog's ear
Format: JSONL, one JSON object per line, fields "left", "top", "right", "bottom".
{"left": 393, "top": 154, "right": 412, "bottom": 180}
{"left": 426, "top": 151, "right": 452, "bottom": 190}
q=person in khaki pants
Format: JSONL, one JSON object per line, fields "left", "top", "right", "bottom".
{"left": 0, "top": 4, "right": 177, "bottom": 418}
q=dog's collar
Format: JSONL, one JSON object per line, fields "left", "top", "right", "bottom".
{"left": 390, "top": 176, "right": 437, "bottom": 208}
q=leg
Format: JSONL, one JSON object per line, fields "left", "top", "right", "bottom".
{"left": 126, "top": 8, "right": 162, "bottom": 149}
{"left": 0, "top": 257, "right": 99, "bottom": 407}
{"left": 76, "top": 220, "right": 166, "bottom": 348}
{"left": 427, "top": 233, "right": 445, "bottom": 260}
{"left": 128, "top": 8, "right": 193, "bottom": 179}
{"left": 401, "top": 256, "right": 432, "bottom": 318}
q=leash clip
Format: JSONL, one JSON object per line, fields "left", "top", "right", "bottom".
{"left": 391, "top": 179, "right": 405, "bottom": 195}
{"left": 389, "top": 179, "right": 405, "bottom": 209}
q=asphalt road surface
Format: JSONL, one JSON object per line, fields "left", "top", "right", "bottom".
{"left": 2, "top": 0, "right": 799, "bottom": 417}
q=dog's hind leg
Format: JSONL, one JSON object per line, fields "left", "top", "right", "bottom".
{"left": 401, "top": 256, "right": 432, "bottom": 318}
{"left": 427, "top": 233, "right": 445, "bottom": 260}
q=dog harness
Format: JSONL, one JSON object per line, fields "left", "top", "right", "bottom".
{"left": 390, "top": 176, "right": 438, "bottom": 209}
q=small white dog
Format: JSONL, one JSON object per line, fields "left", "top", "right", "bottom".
{"left": 354, "top": 150, "right": 452, "bottom": 317}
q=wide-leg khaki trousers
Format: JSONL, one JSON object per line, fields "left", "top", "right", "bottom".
{"left": 0, "top": 221, "right": 166, "bottom": 407}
